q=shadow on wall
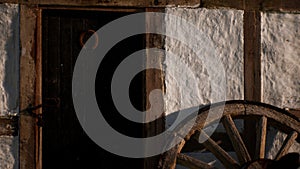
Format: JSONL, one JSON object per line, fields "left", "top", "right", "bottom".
{"left": 3, "top": 5, "right": 20, "bottom": 169}
{"left": 165, "top": 101, "right": 299, "bottom": 168}
{"left": 4, "top": 6, "right": 19, "bottom": 117}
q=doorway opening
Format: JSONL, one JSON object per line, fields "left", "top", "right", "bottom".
{"left": 42, "top": 9, "right": 145, "bottom": 169}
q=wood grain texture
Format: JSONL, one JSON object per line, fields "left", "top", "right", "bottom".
{"left": 245, "top": 104, "right": 300, "bottom": 134}
{"left": 0, "top": 0, "right": 300, "bottom": 10}
{"left": 145, "top": 7, "right": 165, "bottom": 137}
{"left": 35, "top": 9, "right": 42, "bottom": 169}
{"left": 275, "top": 131, "right": 298, "bottom": 160}
{"left": 177, "top": 153, "right": 214, "bottom": 169}
{"left": 255, "top": 116, "right": 267, "bottom": 159}
{"left": 286, "top": 108, "right": 300, "bottom": 120}
{"left": 0, "top": 0, "right": 200, "bottom": 7}
{"left": 201, "top": 131, "right": 240, "bottom": 169}
{"left": 201, "top": 0, "right": 300, "bottom": 11}
{"left": 159, "top": 101, "right": 299, "bottom": 169}
{"left": 244, "top": 9, "right": 261, "bottom": 158}
{"left": 20, "top": 5, "right": 38, "bottom": 169}
{"left": 222, "top": 115, "right": 251, "bottom": 164}
{"left": 201, "top": 0, "right": 244, "bottom": 9}
{"left": 144, "top": 7, "right": 166, "bottom": 169}
{"left": 159, "top": 140, "right": 186, "bottom": 169}
{"left": 244, "top": 11, "right": 261, "bottom": 102}
{"left": 262, "top": 0, "right": 300, "bottom": 11}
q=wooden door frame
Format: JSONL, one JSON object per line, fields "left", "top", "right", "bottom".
{"left": 20, "top": 5, "right": 41, "bottom": 169}
{"left": 19, "top": 6, "right": 165, "bottom": 169}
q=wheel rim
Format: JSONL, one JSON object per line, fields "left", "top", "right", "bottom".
{"left": 159, "top": 100, "right": 300, "bottom": 169}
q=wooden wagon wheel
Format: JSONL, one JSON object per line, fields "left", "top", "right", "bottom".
{"left": 159, "top": 100, "right": 300, "bottom": 169}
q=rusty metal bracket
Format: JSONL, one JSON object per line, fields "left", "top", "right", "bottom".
{"left": 20, "top": 104, "right": 43, "bottom": 127}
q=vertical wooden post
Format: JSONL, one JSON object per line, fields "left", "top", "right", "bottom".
{"left": 144, "top": 8, "right": 166, "bottom": 169}
{"left": 35, "top": 9, "right": 43, "bottom": 169}
{"left": 20, "top": 5, "right": 38, "bottom": 169}
{"left": 244, "top": 12, "right": 261, "bottom": 101}
{"left": 243, "top": 5, "right": 262, "bottom": 158}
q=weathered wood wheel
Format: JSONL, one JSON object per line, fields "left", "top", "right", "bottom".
{"left": 159, "top": 100, "right": 300, "bottom": 169}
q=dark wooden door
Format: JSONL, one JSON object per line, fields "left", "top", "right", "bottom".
{"left": 42, "top": 10, "right": 145, "bottom": 169}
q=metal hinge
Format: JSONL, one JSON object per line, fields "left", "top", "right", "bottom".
{"left": 20, "top": 104, "right": 43, "bottom": 127}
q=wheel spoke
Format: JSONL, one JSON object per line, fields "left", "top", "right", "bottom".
{"left": 159, "top": 101, "right": 300, "bottom": 169}
{"left": 160, "top": 140, "right": 186, "bottom": 169}
{"left": 200, "top": 131, "right": 240, "bottom": 169}
{"left": 275, "top": 131, "right": 298, "bottom": 160}
{"left": 255, "top": 116, "right": 267, "bottom": 159}
{"left": 177, "top": 153, "right": 214, "bottom": 169}
{"left": 222, "top": 115, "right": 251, "bottom": 164}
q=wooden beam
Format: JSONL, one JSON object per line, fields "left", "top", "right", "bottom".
{"left": 201, "top": 131, "right": 240, "bottom": 169}
{"left": 201, "top": 0, "right": 300, "bottom": 11}
{"left": 144, "top": 7, "right": 166, "bottom": 169}
{"left": 201, "top": 0, "right": 245, "bottom": 10}
{"left": 38, "top": 6, "right": 144, "bottom": 12}
{"left": 244, "top": 11, "right": 261, "bottom": 102}
{"left": 243, "top": 9, "right": 261, "bottom": 158}
{"left": 262, "top": 0, "right": 300, "bottom": 12}
{"left": 177, "top": 153, "right": 214, "bottom": 169}
{"left": 35, "top": 9, "right": 43, "bottom": 169}
{"left": 20, "top": 5, "right": 38, "bottom": 169}
{"left": 0, "top": 0, "right": 200, "bottom": 7}
{"left": 0, "top": 0, "right": 300, "bottom": 11}
{"left": 275, "top": 131, "right": 298, "bottom": 160}
{"left": 286, "top": 108, "right": 300, "bottom": 120}
{"left": 159, "top": 140, "right": 186, "bottom": 169}
{"left": 255, "top": 116, "right": 267, "bottom": 159}
{"left": 222, "top": 115, "right": 251, "bottom": 164}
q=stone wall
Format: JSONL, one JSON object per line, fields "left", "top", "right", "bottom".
{"left": 0, "top": 3, "right": 19, "bottom": 169}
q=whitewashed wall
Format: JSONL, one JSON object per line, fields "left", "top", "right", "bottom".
{"left": 164, "top": 8, "right": 244, "bottom": 126}
{"left": 261, "top": 12, "right": 300, "bottom": 158}
{"left": 164, "top": 8, "right": 300, "bottom": 167}
{"left": 262, "top": 12, "right": 300, "bottom": 109}
{"left": 0, "top": 3, "right": 299, "bottom": 168}
{"left": 0, "top": 3, "right": 19, "bottom": 169}
{"left": 164, "top": 8, "right": 244, "bottom": 168}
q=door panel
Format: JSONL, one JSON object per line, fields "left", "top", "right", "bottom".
{"left": 42, "top": 10, "right": 144, "bottom": 169}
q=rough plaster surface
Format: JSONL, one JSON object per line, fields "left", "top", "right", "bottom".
{"left": 265, "top": 127, "right": 300, "bottom": 159}
{"left": 262, "top": 12, "right": 300, "bottom": 109}
{"left": 261, "top": 12, "right": 300, "bottom": 159}
{"left": 0, "top": 4, "right": 297, "bottom": 168}
{"left": 0, "top": 3, "right": 19, "bottom": 116}
{"left": 164, "top": 8, "right": 244, "bottom": 126}
{"left": 164, "top": 9, "right": 299, "bottom": 166}
{"left": 0, "top": 136, "right": 18, "bottom": 169}
{"left": 0, "top": 3, "right": 19, "bottom": 169}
